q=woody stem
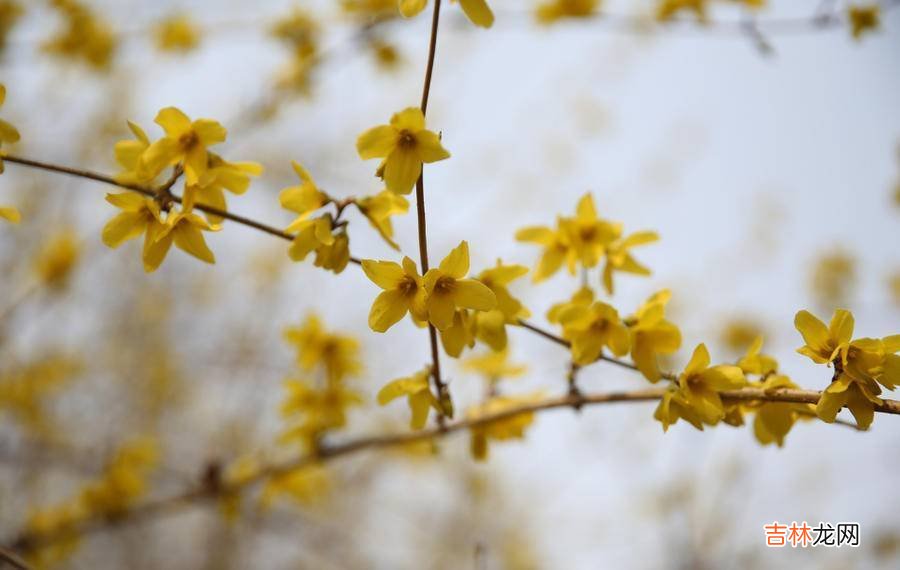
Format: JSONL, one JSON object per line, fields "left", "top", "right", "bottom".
{"left": 416, "top": 0, "right": 447, "bottom": 423}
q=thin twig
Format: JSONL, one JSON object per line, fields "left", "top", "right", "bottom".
{"left": 9, "top": 386, "right": 898, "bottom": 554}
{"left": 0, "top": 546, "right": 31, "bottom": 570}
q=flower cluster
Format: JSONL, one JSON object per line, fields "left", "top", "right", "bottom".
{"left": 42, "top": 0, "right": 116, "bottom": 69}
{"left": 795, "top": 309, "right": 899, "bottom": 429}
{"left": 516, "top": 193, "right": 658, "bottom": 294}
{"left": 102, "top": 107, "right": 262, "bottom": 272}
{"left": 271, "top": 8, "right": 321, "bottom": 94}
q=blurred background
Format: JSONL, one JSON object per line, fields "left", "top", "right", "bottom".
{"left": 1, "top": 0, "right": 899, "bottom": 568}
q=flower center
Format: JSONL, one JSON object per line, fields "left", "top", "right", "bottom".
{"left": 398, "top": 130, "right": 416, "bottom": 149}
{"left": 179, "top": 131, "right": 198, "bottom": 149}
{"left": 398, "top": 276, "right": 418, "bottom": 296}
{"left": 434, "top": 275, "right": 456, "bottom": 295}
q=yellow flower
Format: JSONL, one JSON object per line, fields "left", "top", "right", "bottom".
{"left": 810, "top": 251, "right": 856, "bottom": 307}
{"left": 113, "top": 121, "right": 155, "bottom": 185}
{"left": 34, "top": 230, "right": 81, "bottom": 289}
{"left": 187, "top": 153, "right": 263, "bottom": 224}
{"left": 0, "top": 354, "right": 79, "bottom": 436}
{"left": 362, "top": 256, "right": 428, "bottom": 332}
{"left": 261, "top": 464, "right": 330, "bottom": 508}
{"left": 720, "top": 318, "right": 765, "bottom": 354}
{"left": 423, "top": 241, "right": 497, "bottom": 331}
{"left": 848, "top": 4, "right": 880, "bottom": 40}
{"left": 439, "top": 309, "right": 476, "bottom": 357}
{"left": 656, "top": 0, "right": 708, "bottom": 23}
{"left": 558, "top": 300, "right": 631, "bottom": 365}
{"left": 154, "top": 14, "right": 201, "bottom": 53}
{"left": 43, "top": 0, "right": 116, "bottom": 69}
{"left": 547, "top": 286, "right": 594, "bottom": 324}
{"left": 0, "top": 205, "right": 20, "bottom": 223}
{"left": 626, "top": 289, "right": 681, "bottom": 382}
{"left": 562, "top": 194, "right": 622, "bottom": 270}
{"left": 462, "top": 348, "right": 528, "bottom": 382}
{"left": 355, "top": 189, "right": 409, "bottom": 250}
{"left": 750, "top": 374, "right": 813, "bottom": 447}
{"left": 377, "top": 368, "right": 439, "bottom": 429}
{"left": 102, "top": 192, "right": 167, "bottom": 271}
{"left": 280, "top": 161, "right": 329, "bottom": 224}
{"left": 139, "top": 107, "right": 227, "bottom": 185}
{"left": 737, "top": 336, "right": 778, "bottom": 376}
{"left": 0, "top": 1, "right": 24, "bottom": 56}
{"left": 79, "top": 438, "right": 159, "bottom": 517}
{"left": 283, "top": 314, "right": 362, "bottom": 384}
{"left": 356, "top": 107, "right": 450, "bottom": 195}
{"left": 467, "top": 394, "right": 540, "bottom": 460}
{"left": 535, "top": 0, "right": 599, "bottom": 25}
{"left": 278, "top": 379, "right": 363, "bottom": 448}
{"left": 312, "top": 229, "right": 350, "bottom": 274}
{"left": 399, "top": 0, "right": 495, "bottom": 28}
{"left": 601, "top": 230, "right": 658, "bottom": 295}
{"left": 796, "top": 309, "right": 900, "bottom": 428}
{"left": 144, "top": 209, "right": 219, "bottom": 271}
{"left": 472, "top": 260, "right": 530, "bottom": 351}
{"left": 654, "top": 343, "right": 746, "bottom": 430}
{"left": 515, "top": 223, "right": 574, "bottom": 282}
{"left": 0, "top": 83, "right": 21, "bottom": 174}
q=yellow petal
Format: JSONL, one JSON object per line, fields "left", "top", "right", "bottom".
{"left": 154, "top": 106, "right": 192, "bottom": 137}
{"left": 427, "top": 291, "right": 457, "bottom": 331}
{"left": 377, "top": 374, "right": 428, "bottom": 404}
{"left": 458, "top": 0, "right": 494, "bottom": 27}
{"left": 828, "top": 309, "right": 855, "bottom": 345}
{"left": 415, "top": 130, "right": 451, "bottom": 163}
{"left": 356, "top": 125, "right": 398, "bottom": 160}
{"left": 193, "top": 119, "right": 227, "bottom": 146}
{"left": 142, "top": 222, "right": 173, "bottom": 272}
{"left": 408, "top": 390, "right": 433, "bottom": 429}
{"left": 439, "top": 240, "right": 470, "bottom": 278}
{"left": 454, "top": 279, "right": 496, "bottom": 311}
{"left": 383, "top": 147, "right": 422, "bottom": 195}
{"left": 369, "top": 289, "right": 409, "bottom": 332}
{"left": 172, "top": 221, "right": 215, "bottom": 264}
{"left": 0, "top": 206, "right": 21, "bottom": 224}
{"left": 102, "top": 211, "right": 145, "bottom": 248}
{"left": 391, "top": 107, "right": 426, "bottom": 132}
{"left": 362, "top": 259, "right": 405, "bottom": 289}
{"left": 794, "top": 310, "right": 830, "bottom": 355}
{"left": 683, "top": 343, "right": 711, "bottom": 377}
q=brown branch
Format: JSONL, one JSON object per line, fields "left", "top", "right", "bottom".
{"left": 0, "top": 546, "right": 31, "bottom": 570}
{"left": 1, "top": 155, "right": 361, "bottom": 265}
{"left": 9, "top": 385, "right": 899, "bottom": 555}
{"left": 415, "top": 0, "right": 448, "bottom": 424}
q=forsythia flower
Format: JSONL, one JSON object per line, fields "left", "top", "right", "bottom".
{"left": 0, "top": 354, "right": 79, "bottom": 436}
{"left": 154, "top": 14, "right": 201, "bottom": 53}
{"left": 795, "top": 309, "right": 899, "bottom": 428}
{"left": 356, "top": 107, "right": 450, "bottom": 195}
{"left": 139, "top": 107, "right": 227, "bottom": 185}
{"left": 424, "top": 241, "right": 497, "bottom": 331}
{"left": 43, "top": 0, "right": 116, "bottom": 69}
{"left": 362, "top": 256, "right": 428, "bottom": 331}
{"left": 656, "top": 0, "right": 708, "bottom": 23}
{"left": 148, "top": 210, "right": 219, "bottom": 268}
{"left": 601, "top": 230, "right": 658, "bottom": 295}
{"left": 355, "top": 189, "right": 409, "bottom": 250}
{"left": 278, "top": 379, "right": 363, "bottom": 448}
{"left": 654, "top": 343, "right": 746, "bottom": 430}
{"left": 271, "top": 8, "right": 320, "bottom": 94}
{"left": 810, "top": 251, "right": 856, "bottom": 307}
{"left": 0, "top": 1, "right": 23, "bottom": 56}
{"left": 535, "top": 0, "right": 599, "bottom": 25}
{"left": 626, "top": 290, "right": 681, "bottom": 382}
{"left": 462, "top": 348, "right": 528, "bottom": 383}
{"left": 79, "top": 438, "right": 159, "bottom": 516}
{"left": 547, "top": 286, "right": 594, "bottom": 324}
{"left": 557, "top": 299, "right": 630, "bottom": 365}
{"left": 0, "top": 205, "right": 19, "bottom": 223}
{"left": 562, "top": 194, "right": 622, "bottom": 270}
{"left": 848, "top": 4, "right": 880, "bottom": 40}
{"left": 515, "top": 223, "right": 573, "bottom": 282}
{"left": 471, "top": 260, "right": 531, "bottom": 351}
{"left": 0, "top": 83, "right": 21, "bottom": 174}
{"left": 261, "top": 464, "right": 330, "bottom": 508}
{"left": 377, "top": 367, "right": 440, "bottom": 429}
{"left": 280, "top": 162, "right": 329, "bottom": 223}
{"left": 467, "top": 394, "right": 541, "bottom": 460}
{"left": 720, "top": 318, "right": 766, "bottom": 354}
{"left": 188, "top": 153, "right": 263, "bottom": 223}
{"left": 399, "top": 0, "right": 495, "bottom": 28}
{"left": 34, "top": 230, "right": 81, "bottom": 289}
{"left": 737, "top": 336, "right": 777, "bottom": 376}
{"left": 114, "top": 121, "right": 154, "bottom": 185}
{"left": 283, "top": 314, "right": 362, "bottom": 384}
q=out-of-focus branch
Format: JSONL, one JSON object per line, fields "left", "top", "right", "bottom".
{"left": 8, "top": 385, "right": 899, "bottom": 555}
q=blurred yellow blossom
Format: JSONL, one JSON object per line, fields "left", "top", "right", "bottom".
{"left": 0, "top": 1, "right": 23, "bottom": 55}
{"left": 535, "top": 0, "right": 599, "bottom": 25}
{"left": 467, "top": 393, "right": 541, "bottom": 460}
{"left": 601, "top": 230, "right": 658, "bottom": 295}
{"left": 0, "top": 205, "right": 19, "bottom": 223}
{"left": 43, "top": 0, "right": 116, "bottom": 69}
{"left": 423, "top": 241, "right": 497, "bottom": 331}
{"left": 848, "top": 4, "right": 880, "bottom": 40}
{"left": 356, "top": 107, "right": 450, "bottom": 195}
{"left": 34, "top": 230, "right": 81, "bottom": 289}
{"left": 656, "top": 0, "right": 708, "bottom": 23}
{"left": 0, "top": 83, "right": 21, "bottom": 174}
{"left": 283, "top": 314, "right": 362, "bottom": 384}
{"left": 154, "top": 14, "right": 201, "bottom": 53}
{"left": 261, "top": 464, "right": 331, "bottom": 508}
{"left": 278, "top": 379, "right": 363, "bottom": 449}
{"left": 626, "top": 290, "right": 681, "bottom": 382}
{"left": 377, "top": 367, "right": 439, "bottom": 429}
{"left": 737, "top": 336, "right": 777, "bottom": 376}
{"left": 720, "top": 317, "right": 765, "bottom": 354}
{"left": 810, "top": 250, "right": 856, "bottom": 307}
{"left": 462, "top": 348, "right": 528, "bottom": 384}
{"left": 0, "top": 354, "right": 79, "bottom": 436}
{"left": 399, "top": 0, "right": 494, "bottom": 28}
{"left": 271, "top": 8, "right": 320, "bottom": 94}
